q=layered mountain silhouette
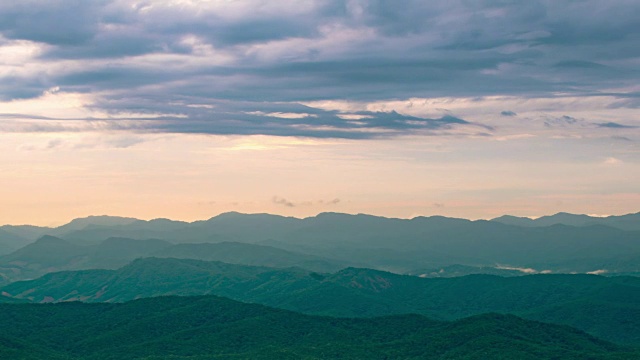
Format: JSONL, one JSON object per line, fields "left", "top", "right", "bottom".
{"left": 492, "top": 212, "right": 640, "bottom": 231}
{"left": 1, "top": 211, "right": 639, "bottom": 357}
{"left": 2, "top": 211, "right": 640, "bottom": 275}
{"left": 0, "top": 235, "right": 345, "bottom": 285}
{"left": 0, "top": 236, "right": 172, "bottom": 285}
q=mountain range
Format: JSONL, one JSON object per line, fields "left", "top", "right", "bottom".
{"left": 4, "top": 257, "right": 640, "bottom": 345}
{"left": 1, "top": 211, "right": 639, "bottom": 357}
{"left": 0, "top": 235, "right": 344, "bottom": 285}
{"left": 492, "top": 212, "right": 640, "bottom": 231}
{"left": 2, "top": 211, "right": 640, "bottom": 275}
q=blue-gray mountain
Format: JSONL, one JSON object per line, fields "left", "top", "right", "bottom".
{"left": 0, "top": 235, "right": 346, "bottom": 285}
{"left": 492, "top": 212, "right": 640, "bottom": 231}
{"left": 1, "top": 211, "right": 639, "bottom": 275}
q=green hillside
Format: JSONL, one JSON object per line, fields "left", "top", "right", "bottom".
{"left": 0, "top": 295, "right": 635, "bottom": 360}
{"left": 4, "top": 258, "right": 640, "bottom": 345}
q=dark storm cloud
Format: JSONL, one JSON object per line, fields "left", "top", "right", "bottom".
{"left": 1, "top": 0, "right": 639, "bottom": 138}
{"left": 501, "top": 111, "right": 517, "bottom": 117}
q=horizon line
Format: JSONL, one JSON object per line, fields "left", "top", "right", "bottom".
{"left": 3, "top": 210, "right": 639, "bottom": 228}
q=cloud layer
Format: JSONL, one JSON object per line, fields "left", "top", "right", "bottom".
{"left": 1, "top": 0, "right": 639, "bottom": 138}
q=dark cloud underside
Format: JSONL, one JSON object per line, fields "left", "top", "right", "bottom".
{"left": 0, "top": 0, "right": 638, "bottom": 138}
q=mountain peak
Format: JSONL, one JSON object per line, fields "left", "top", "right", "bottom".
{"left": 57, "top": 215, "right": 140, "bottom": 233}
{"left": 65, "top": 215, "right": 139, "bottom": 225}
{"left": 206, "top": 211, "right": 293, "bottom": 222}
{"left": 34, "top": 235, "right": 69, "bottom": 244}
{"left": 3, "top": 235, "right": 83, "bottom": 263}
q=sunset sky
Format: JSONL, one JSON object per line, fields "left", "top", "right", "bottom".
{"left": 1, "top": 0, "right": 638, "bottom": 226}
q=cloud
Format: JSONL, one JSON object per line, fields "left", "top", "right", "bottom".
{"left": 46, "top": 138, "right": 63, "bottom": 149}
{"left": 603, "top": 157, "right": 623, "bottom": 166}
{"left": 597, "top": 122, "right": 637, "bottom": 129}
{"left": 318, "top": 198, "right": 341, "bottom": 205}
{"left": 0, "top": 1, "right": 639, "bottom": 139}
{"left": 3, "top": 93, "right": 481, "bottom": 138}
{"left": 543, "top": 115, "right": 582, "bottom": 128}
{"left": 104, "top": 135, "right": 146, "bottom": 148}
{"left": 272, "top": 196, "right": 295, "bottom": 207}
{"left": 611, "top": 136, "right": 634, "bottom": 142}
{"left": 0, "top": 1, "right": 104, "bottom": 46}
{"left": 273, "top": 196, "right": 341, "bottom": 207}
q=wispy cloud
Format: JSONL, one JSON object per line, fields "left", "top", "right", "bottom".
{"left": 603, "top": 157, "right": 623, "bottom": 166}
{"left": 273, "top": 196, "right": 341, "bottom": 208}
{"left": 272, "top": 196, "right": 296, "bottom": 208}
{"left": 597, "top": 122, "right": 637, "bottom": 129}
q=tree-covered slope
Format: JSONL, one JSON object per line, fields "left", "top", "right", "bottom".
{"left": 1, "top": 258, "right": 317, "bottom": 304}
{"left": 4, "top": 258, "right": 640, "bottom": 345}
{"left": 0, "top": 295, "right": 635, "bottom": 360}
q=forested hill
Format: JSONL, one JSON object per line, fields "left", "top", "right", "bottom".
{"left": 3, "top": 257, "right": 640, "bottom": 345}
{"left": 0, "top": 295, "right": 635, "bottom": 360}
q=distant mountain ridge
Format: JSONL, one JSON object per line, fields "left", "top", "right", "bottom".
{"left": 0, "top": 229, "right": 31, "bottom": 255}
{"left": 492, "top": 212, "right": 640, "bottom": 231}
{"left": 2, "top": 211, "right": 640, "bottom": 274}
{"left": 0, "top": 236, "right": 172, "bottom": 286}
{"left": 152, "top": 241, "right": 346, "bottom": 272}
{"left": 0, "top": 235, "right": 346, "bottom": 285}
{"left": 3, "top": 211, "right": 639, "bottom": 241}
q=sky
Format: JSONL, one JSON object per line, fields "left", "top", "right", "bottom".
{"left": 0, "top": 0, "right": 639, "bottom": 226}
